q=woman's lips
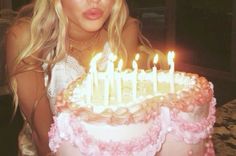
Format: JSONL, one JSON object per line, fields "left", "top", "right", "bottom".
{"left": 83, "top": 8, "right": 103, "bottom": 20}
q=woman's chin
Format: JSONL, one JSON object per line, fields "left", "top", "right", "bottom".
{"left": 81, "top": 21, "right": 105, "bottom": 32}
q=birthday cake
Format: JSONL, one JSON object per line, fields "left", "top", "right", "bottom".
{"left": 48, "top": 52, "right": 216, "bottom": 156}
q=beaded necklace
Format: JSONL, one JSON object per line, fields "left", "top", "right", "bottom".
{"left": 69, "top": 31, "right": 101, "bottom": 53}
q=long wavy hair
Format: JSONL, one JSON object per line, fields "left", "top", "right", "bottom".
{"left": 8, "top": 0, "right": 139, "bottom": 120}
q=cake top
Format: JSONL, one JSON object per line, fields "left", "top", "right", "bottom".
{"left": 56, "top": 70, "right": 213, "bottom": 125}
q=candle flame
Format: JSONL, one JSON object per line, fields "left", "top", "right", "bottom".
{"left": 167, "top": 51, "right": 175, "bottom": 65}
{"left": 118, "top": 59, "right": 123, "bottom": 71}
{"left": 90, "top": 53, "right": 102, "bottom": 67}
{"left": 132, "top": 60, "right": 138, "bottom": 70}
{"left": 108, "top": 53, "right": 117, "bottom": 62}
{"left": 135, "top": 53, "right": 140, "bottom": 61}
{"left": 153, "top": 54, "right": 158, "bottom": 65}
{"left": 104, "top": 42, "right": 112, "bottom": 53}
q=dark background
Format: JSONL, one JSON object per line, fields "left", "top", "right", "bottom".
{"left": 1, "top": 0, "right": 236, "bottom": 155}
{"left": 11, "top": 0, "right": 31, "bottom": 10}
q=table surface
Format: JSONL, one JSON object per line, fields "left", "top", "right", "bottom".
{"left": 213, "top": 99, "right": 236, "bottom": 156}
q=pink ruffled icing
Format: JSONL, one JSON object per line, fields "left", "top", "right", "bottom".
{"left": 49, "top": 114, "right": 164, "bottom": 155}
{"left": 170, "top": 98, "right": 216, "bottom": 144}
{"left": 49, "top": 98, "right": 216, "bottom": 155}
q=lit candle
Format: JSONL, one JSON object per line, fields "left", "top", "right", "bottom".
{"left": 135, "top": 53, "right": 140, "bottom": 61}
{"left": 153, "top": 54, "right": 158, "bottom": 94}
{"left": 116, "top": 59, "right": 123, "bottom": 103}
{"left": 104, "top": 53, "right": 116, "bottom": 105}
{"left": 167, "top": 51, "right": 175, "bottom": 93}
{"left": 132, "top": 60, "right": 138, "bottom": 100}
{"left": 108, "top": 53, "right": 117, "bottom": 91}
{"left": 104, "top": 62, "right": 111, "bottom": 105}
{"left": 89, "top": 53, "right": 102, "bottom": 88}
{"left": 86, "top": 73, "right": 92, "bottom": 103}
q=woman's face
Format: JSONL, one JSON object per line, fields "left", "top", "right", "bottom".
{"left": 61, "top": 0, "right": 115, "bottom": 32}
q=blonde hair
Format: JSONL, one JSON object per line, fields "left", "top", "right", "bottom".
{"left": 9, "top": 0, "right": 134, "bottom": 120}
{"left": 108, "top": 0, "right": 129, "bottom": 62}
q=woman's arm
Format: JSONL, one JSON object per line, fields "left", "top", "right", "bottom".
{"left": 5, "top": 21, "right": 53, "bottom": 156}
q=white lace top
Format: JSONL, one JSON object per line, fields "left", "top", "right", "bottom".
{"left": 44, "top": 55, "right": 86, "bottom": 114}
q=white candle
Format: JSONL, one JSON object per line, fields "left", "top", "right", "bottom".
{"left": 139, "top": 69, "right": 146, "bottom": 95}
{"left": 153, "top": 54, "right": 158, "bottom": 94}
{"left": 86, "top": 73, "right": 92, "bottom": 103}
{"left": 108, "top": 53, "right": 117, "bottom": 93}
{"left": 104, "top": 53, "right": 116, "bottom": 105}
{"left": 104, "top": 64, "right": 110, "bottom": 105}
{"left": 168, "top": 51, "right": 175, "bottom": 93}
{"left": 89, "top": 53, "right": 102, "bottom": 88}
{"left": 132, "top": 60, "right": 138, "bottom": 101}
{"left": 89, "top": 65, "right": 97, "bottom": 90}
{"left": 116, "top": 59, "right": 123, "bottom": 103}
{"left": 88, "top": 66, "right": 94, "bottom": 101}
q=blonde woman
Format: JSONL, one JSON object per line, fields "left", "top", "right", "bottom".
{"left": 5, "top": 0, "right": 145, "bottom": 155}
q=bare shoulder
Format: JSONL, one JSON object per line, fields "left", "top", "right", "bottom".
{"left": 5, "top": 19, "right": 31, "bottom": 71}
{"left": 123, "top": 16, "right": 140, "bottom": 38}
{"left": 124, "top": 16, "right": 139, "bottom": 30}
{"left": 6, "top": 18, "right": 31, "bottom": 51}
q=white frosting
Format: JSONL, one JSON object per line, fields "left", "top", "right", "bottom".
{"left": 80, "top": 120, "right": 153, "bottom": 142}
{"left": 68, "top": 71, "right": 196, "bottom": 113}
